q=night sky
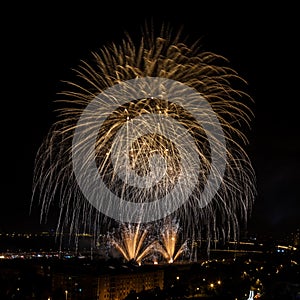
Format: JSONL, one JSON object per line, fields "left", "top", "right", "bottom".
{"left": 2, "top": 3, "right": 299, "bottom": 236}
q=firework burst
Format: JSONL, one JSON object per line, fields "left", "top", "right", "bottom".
{"left": 32, "top": 23, "right": 256, "bottom": 246}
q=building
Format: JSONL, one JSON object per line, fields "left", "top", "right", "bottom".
{"left": 51, "top": 260, "right": 164, "bottom": 300}
{"left": 97, "top": 267, "right": 164, "bottom": 300}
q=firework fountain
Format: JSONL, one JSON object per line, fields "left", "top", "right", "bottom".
{"left": 153, "top": 218, "right": 188, "bottom": 264}
{"left": 108, "top": 218, "right": 188, "bottom": 264}
{"left": 32, "top": 23, "right": 256, "bottom": 253}
{"left": 107, "top": 223, "right": 156, "bottom": 265}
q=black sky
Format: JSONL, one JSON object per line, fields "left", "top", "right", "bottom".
{"left": 2, "top": 2, "right": 299, "bottom": 236}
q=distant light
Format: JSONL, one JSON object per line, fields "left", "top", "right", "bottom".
{"left": 247, "top": 290, "right": 254, "bottom": 300}
{"left": 176, "top": 276, "right": 180, "bottom": 280}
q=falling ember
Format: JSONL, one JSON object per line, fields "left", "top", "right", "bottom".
{"left": 32, "top": 22, "right": 256, "bottom": 249}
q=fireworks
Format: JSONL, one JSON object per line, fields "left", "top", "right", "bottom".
{"left": 107, "top": 223, "right": 156, "bottom": 265}
{"left": 108, "top": 219, "right": 188, "bottom": 264}
{"left": 154, "top": 218, "right": 188, "bottom": 263}
{"left": 32, "top": 23, "right": 256, "bottom": 248}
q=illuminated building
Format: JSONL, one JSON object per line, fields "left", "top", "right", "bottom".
{"left": 97, "top": 268, "right": 164, "bottom": 300}
{"left": 51, "top": 262, "right": 164, "bottom": 300}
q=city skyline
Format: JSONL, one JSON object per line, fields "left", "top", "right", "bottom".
{"left": 2, "top": 3, "right": 299, "bottom": 236}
